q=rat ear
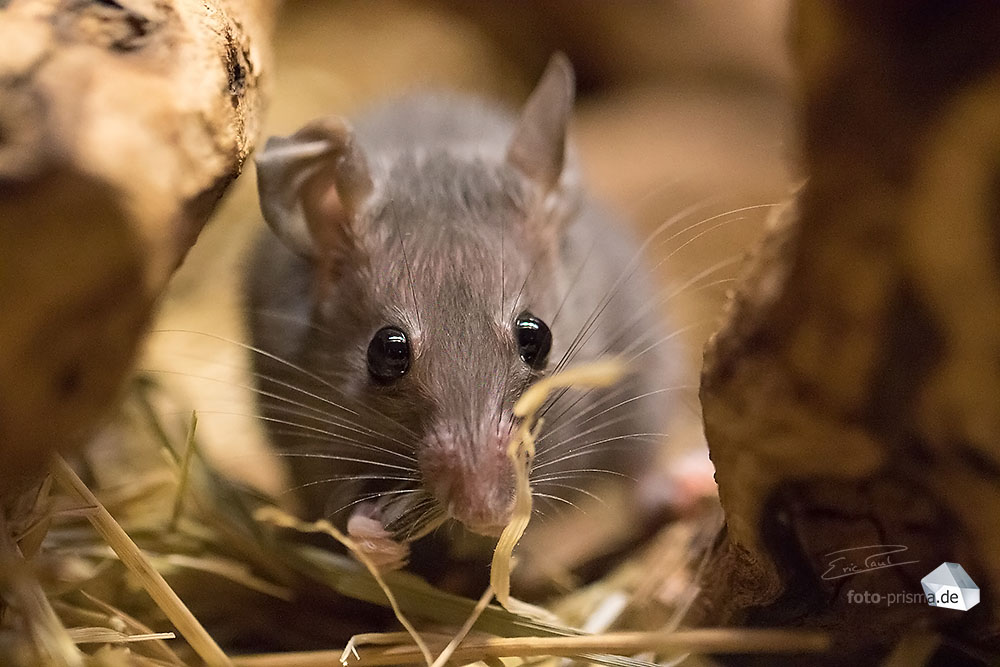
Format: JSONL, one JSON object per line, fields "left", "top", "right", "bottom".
{"left": 255, "top": 116, "right": 373, "bottom": 262}
{"left": 506, "top": 53, "right": 575, "bottom": 192}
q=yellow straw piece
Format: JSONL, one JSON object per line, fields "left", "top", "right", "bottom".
{"left": 490, "top": 359, "right": 627, "bottom": 611}
{"left": 231, "top": 628, "right": 832, "bottom": 667}
{"left": 253, "top": 507, "right": 434, "bottom": 667}
{"left": 51, "top": 456, "right": 233, "bottom": 667}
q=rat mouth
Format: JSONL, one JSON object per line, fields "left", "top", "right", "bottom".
{"left": 442, "top": 486, "right": 515, "bottom": 537}
{"left": 451, "top": 511, "right": 509, "bottom": 538}
{"left": 433, "top": 482, "right": 515, "bottom": 538}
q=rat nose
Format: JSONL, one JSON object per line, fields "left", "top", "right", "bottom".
{"left": 442, "top": 476, "right": 514, "bottom": 536}
{"left": 421, "top": 433, "right": 516, "bottom": 536}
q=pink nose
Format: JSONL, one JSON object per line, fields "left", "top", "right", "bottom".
{"left": 421, "top": 437, "right": 516, "bottom": 536}
{"left": 442, "top": 476, "right": 514, "bottom": 536}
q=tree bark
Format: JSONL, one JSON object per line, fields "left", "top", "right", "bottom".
{"left": 0, "top": 0, "right": 277, "bottom": 505}
{"left": 698, "top": 2, "right": 1000, "bottom": 663}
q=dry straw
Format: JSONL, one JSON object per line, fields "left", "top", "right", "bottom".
{"left": 491, "top": 358, "right": 628, "bottom": 611}
{"left": 50, "top": 455, "right": 232, "bottom": 667}
{"left": 20, "top": 366, "right": 834, "bottom": 666}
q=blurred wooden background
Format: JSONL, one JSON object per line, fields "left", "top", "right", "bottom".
{"left": 145, "top": 0, "right": 793, "bottom": 495}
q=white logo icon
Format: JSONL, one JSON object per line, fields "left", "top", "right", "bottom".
{"left": 921, "top": 562, "right": 980, "bottom": 611}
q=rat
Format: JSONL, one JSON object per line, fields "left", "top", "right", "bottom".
{"left": 245, "top": 54, "right": 688, "bottom": 584}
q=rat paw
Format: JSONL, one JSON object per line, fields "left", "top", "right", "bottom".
{"left": 346, "top": 506, "right": 410, "bottom": 572}
{"left": 637, "top": 448, "right": 718, "bottom": 520}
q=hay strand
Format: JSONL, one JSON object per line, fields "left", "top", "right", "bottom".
{"left": 51, "top": 455, "right": 232, "bottom": 667}
{"left": 231, "top": 627, "right": 831, "bottom": 666}
{"left": 253, "top": 506, "right": 434, "bottom": 667}
{"left": 429, "top": 586, "right": 495, "bottom": 667}
{"left": 491, "top": 359, "right": 627, "bottom": 610}
{"left": 0, "top": 533, "right": 84, "bottom": 667}
{"left": 168, "top": 411, "right": 198, "bottom": 531}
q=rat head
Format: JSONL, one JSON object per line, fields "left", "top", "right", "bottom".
{"left": 255, "top": 55, "right": 578, "bottom": 537}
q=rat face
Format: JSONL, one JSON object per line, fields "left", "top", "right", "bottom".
{"left": 255, "top": 55, "right": 577, "bottom": 537}
{"left": 340, "top": 155, "right": 563, "bottom": 535}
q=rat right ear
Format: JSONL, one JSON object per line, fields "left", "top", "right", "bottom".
{"left": 255, "top": 116, "right": 373, "bottom": 262}
{"left": 506, "top": 53, "right": 575, "bottom": 194}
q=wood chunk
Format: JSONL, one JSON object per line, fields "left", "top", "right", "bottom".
{"left": 0, "top": 0, "right": 277, "bottom": 497}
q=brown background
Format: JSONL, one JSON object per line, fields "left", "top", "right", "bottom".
{"left": 144, "top": 0, "right": 794, "bottom": 497}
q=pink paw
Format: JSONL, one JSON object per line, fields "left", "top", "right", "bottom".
{"left": 638, "top": 449, "right": 718, "bottom": 518}
{"left": 346, "top": 507, "right": 410, "bottom": 571}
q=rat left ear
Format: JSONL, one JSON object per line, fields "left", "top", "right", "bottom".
{"left": 506, "top": 53, "right": 575, "bottom": 193}
{"left": 255, "top": 116, "right": 373, "bottom": 263}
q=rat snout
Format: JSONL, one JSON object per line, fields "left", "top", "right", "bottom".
{"left": 421, "top": 432, "right": 516, "bottom": 537}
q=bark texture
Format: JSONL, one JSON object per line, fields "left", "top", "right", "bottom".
{"left": 0, "top": 0, "right": 276, "bottom": 504}
{"left": 698, "top": 2, "right": 1000, "bottom": 662}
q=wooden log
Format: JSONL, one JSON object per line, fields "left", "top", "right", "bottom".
{"left": 698, "top": 2, "right": 1000, "bottom": 662}
{"left": 0, "top": 0, "right": 277, "bottom": 501}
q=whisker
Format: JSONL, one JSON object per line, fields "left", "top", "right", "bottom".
{"left": 397, "top": 507, "right": 435, "bottom": 541}
{"left": 287, "top": 474, "right": 420, "bottom": 493}
{"left": 620, "top": 175, "right": 688, "bottom": 219}
{"left": 542, "top": 385, "right": 694, "bottom": 446}
{"left": 271, "top": 452, "right": 416, "bottom": 473}
{"left": 179, "top": 409, "right": 417, "bottom": 463}
{"left": 551, "top": 203, "right": 772, "bottom": 377}
{"left": 500, "top": 209, "right": 505, "bottom": 314}
{"left": 256, "top": 397, "right": 417, "bottom": 450}
{"left": 549, "top": 236, "right": 597, "bottom": 331}
{"left": 147, "top": 359, "right": 418, "bottom": 455}
{"left": 392, "top": 217, "right": 424, "bottom": 333}
{"left": 251, "top": 309, "right": 341, "bottom": 346}
{"left": 531, "top": 432, "right": 669, "bottom": 472}
{"left": 554, "top": 252, "right": 741, "bottom": 378}
{"left": 537, "top": 253, "right": 738, "bottom": 422}
{"left": 324, "top": 489, "right": 421, "bottom": 521}
{"left": 150, "top": 330, "right": 422, "bottom": 440}
{"left": 531, "top": 493, "right": 584, "bottom": 514}
{"left": 145, "top": 366, "right": 345, "bottom": 417}
{"left": 500, "top": 245, "right": 546, "bottom": 432}
{"left": 550, "top": 199, "right": 719, "bottom": 376}
{"left": 531, "top": 508, "right": 552, "bottom": 524}
{"left": 387, "top": 495, "right": 434, "bottom": 525}
{"left": 535, "top": 378, "right": 631, "bottom": 431}
{"left": 531, "top": 482, "right": 608, "bottom": 508}
{"left": 538, "top": 318, "right": 704, "bottom": 428}
{"left": 252, "top": 402, "right": 414, "bottom": 452}
{"left": 149, "top": 334, "right": 361, "bottom": 417}
{"left": 530, "top": 469, "right": 629, "bottom": 483}
{"left": 536, "top": 413, "right": 638, "bottom": 461}
{"left": 602, "top": 259, "right": 740, "bottom": 363}
{"left": 650, "top": 208, "right": 768, "bottom": 266}
{"left": 395, "top": 503, "right": 447, "bottom": 542}
{"left": 612, "top": 316, "right": 714, "bottom": 364}
{"left": 241, "top": 394, "right": 414, "bottom": 451}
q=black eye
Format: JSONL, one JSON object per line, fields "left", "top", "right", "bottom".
{"left": 515, "top": 312, "right": 552, "bottom": 369}
{"left": 367, "top": 327, "right": 411, "bottom": 382}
